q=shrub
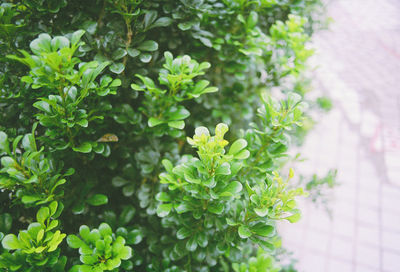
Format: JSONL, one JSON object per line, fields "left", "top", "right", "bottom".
{"left": 0, "top": 0, "right": 327, "bottom": 271}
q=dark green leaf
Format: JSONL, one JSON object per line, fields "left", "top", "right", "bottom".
{"left": 86, "top": 194, "right": 108, "bottom": 206}
{"left": 109, "top": 63, "right": 125, "bottom": 74}
{"left": 137, "top": 40, "right": 158, "bottom": 52}
{"left": 176, "top": 227, "right": 191, "bottom": 240}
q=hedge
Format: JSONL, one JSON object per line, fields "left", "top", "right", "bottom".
{"left": 0, "top": 1, "right": 328, "bottom": 271}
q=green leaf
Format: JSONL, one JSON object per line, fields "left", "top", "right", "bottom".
{"left": 0, "top": 213, "right": 12, "bottom": 232}
{"left": 150, "top": 17, "right": 173, "bottom": 29}
{"left": 186, "top": 236, "right": 197, "bottom": 251}
{"left": 36, "top": 207, "right": 50, "bottom": 225}
{"left": 285, "top": 212, "right": 301, "bottom": 223}
{"left": 234, "top": 149, "right": 250, "bottom": 160}
{"left": 178, "top": 22, "right": 192, "bottom": 31}
{"left": 51, "top": 36, "right": 70, "bottom": 50}
{"left": 168, "top": 106, "right": 190, "bottom": 120}
{"left": 238, "top": 225, "right": 252, "bottom": 239}
{"left": 155, "top": 192, "right": 171, "bottom": 202}
{"left": 168, "top": 120, "right": 185, "bottom": 129}
{"left": 139, "top": 53, "right": 152, "bottom": 63}
{"left": 144, "top": 10, "right": 157, "bottom": 29}
{"left": 72, "top": 142, "right": 92, "bottom": 153}
{"left": 254, "top": 207, "right": 269, "bottom": 217}
{"left": 247, "top": 11, "right": 258, "bottom": 28}
{"left": 112, "top": 176, "right": 129, "bottom": 187}
{"left": 21, "top": 195, "right": 41, "bottom": 204}
{"left": 215, "top": 162, "right": 231, "bottom": 175}
{"left": 122, "top": 185, "right": 135, "bottom": 197}
{"left": 156, "top": 203, "right": 172, "bottom": 217}
{"left": 148, "top": 117, "right": 163, "bottom": 127}
{"left": 127, "top": 229, "right": 143, "bottom": 245}
{"left": 71, "top": 30, "right": 85, "bottom": 45}
{"left": 175, "top": 202, "right": 191, "bottom": 213}
{"left": 196, "top": 232, "right": 208, "bottom": 248}
{"left": 67, "top": 235, "right": 85, "bottom": 249}
{"left": 0, "top": 132, "right": 10, "bottom": 154}
{"left": 110, "top": 63, "right": 125, "bottom": 74}
{"left": 219, "top": 181, "right": 242, "bottom": 197}
{"left": 30, "top": 33, "right": 51, "bottom": 54}
{"left": 207, "top": 202, "right": 224, "bottom": 214}
{"left": 176, "top": 227, "right": 191, "bottom": 240}
{"left": 228, "top": 139, "right": 248, "bottom": 155}
{"left": 258, "top": 240, "right": 275, "bottom": 252}
{"left": 112, "top": 48, "right": 127, "bottom": 60}
{"left": 2, "top": 234, "right": 21, "bottom": 250}
{"left": 72, "top": 202, "right": 85, "bottom": 215}
{"left": 127, "top": 48, "right": 140, "bottom": 58}
{"left": 119, "top": 246, "right": 132, "bottom": 260}
{"left": 250, "top": 223, "right": 274, "bottom": 237}
{"left": 99, "top": 223, "right": 112, "bottom": 237}
{"left": 162, "top": 159, "right": 173, "bottom": 172}
{"left": 49, "top": 201, "right": 58, "bottom": 216}
{"left": 137, "top": 40, "right": 158, "bottom": 52}
{"left": 110, "top": 79, "right": 121, "bottom": 87}
{"left": 86, "top": 194, "right": 108, "bottom": 206}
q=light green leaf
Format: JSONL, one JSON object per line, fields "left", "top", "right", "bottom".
{"left": 156, "top": 203, "right": 172, "bottom": 217}
{"left": 161, "top": 159, "right": 173, "bottom": 172}
{"left": 285, "top": 212, "right": 301, "bottom": 223}
{"left": 155, "top": 192, "right": 171, "bottom": 202}
{"left": 99, "top": 223, "right": 112, "bottom": 237}
{"left": 21, "top": 195, "right": 41, "bottom": 204}
{"left": 219, "top": 181, "right": 242, "bottom": 197}
{"left": 228, "top": 139, "right": 248, "bottom": 155}
{"left": 0, "top": 132, "right": 10, "bottom": 153}
{"left": 215, "top": 162, "right": 231, "bottom": 175}
{"left": 72, "top": 142, "right": 92, "bottom": 153}
{"left": 238, "top": 225, "right": 252, "bottom": 239}
{"left": 67, "top": 235, "right": 85, "bottom": 249}
{"left": 36, "top": 207, "right": 50, "bottom": 225}
{"left": 168, "top": 120, "right": 185, "bottom": 129}
{"left": 254, "top": 207, "right": 269, "bottom": 217}
{"left": 148, "top": 117, "right": 163, "bottom": 127}
{"left": 2, "top": 234, "right": 21, "bottom": 250}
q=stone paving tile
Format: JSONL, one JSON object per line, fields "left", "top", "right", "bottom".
{"left": 279, "top": 0, "right": 400, "bottom": 270}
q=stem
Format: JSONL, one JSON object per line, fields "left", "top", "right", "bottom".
{"left": 122, "top": 19, "right": 133, "bottom": 68}
{"left": 97, "top": 0, "right": 106, "bottom": 29}
{"left": 57, "top": 80, "right": 75, "bottom": 147}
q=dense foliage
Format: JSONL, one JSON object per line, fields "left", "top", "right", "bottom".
{"left": 0, "top": 0, "right": 328, "bottom": 271}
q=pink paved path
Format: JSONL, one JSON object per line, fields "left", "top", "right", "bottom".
{"left": 280, "top": 0, "right": 400, "bottom": 271}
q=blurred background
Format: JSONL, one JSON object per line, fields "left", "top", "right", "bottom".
{"left": 280, "top": 0, "right": 400, "bottom": 271}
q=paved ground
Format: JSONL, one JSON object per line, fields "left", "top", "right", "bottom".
{"left": 279, "top": 0, "right": 400, "bottom": 271}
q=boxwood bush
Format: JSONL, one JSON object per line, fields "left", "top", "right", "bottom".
{"left": 0, "top": 0, "right": 327, "bottom": 271}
